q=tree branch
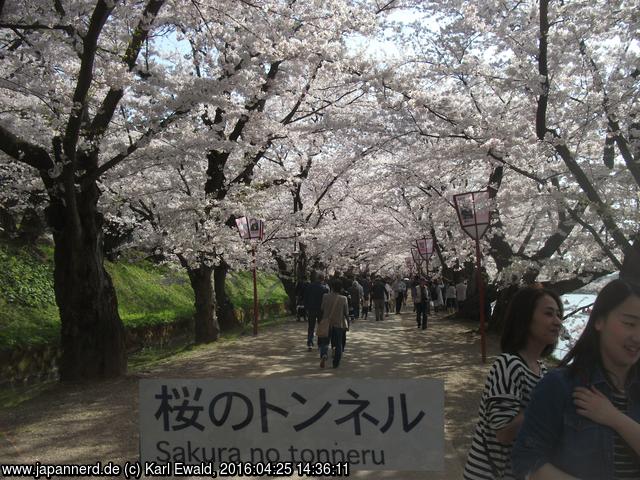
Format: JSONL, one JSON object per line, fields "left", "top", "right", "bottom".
{"left": 63, "top": 0, "right": 116, "bottom": 163}
{"left": 536, "top": 0, "right": 550, "bottom": 140}
{"left": 0, "top": 22, "right": 75, "bottom": 35}
{"left": 83, "top": 107, "right": 190, "bottom": 183}
{"left": 86, "top": 0, "right": 166, "bottom": 146}
{"left": 0, "top": 123, "right": 54, "bottom": 171}
{"left": 280, "top": 60, "right": 323, "bottom": 125}
{"left": 566, "top": 207, "right": 623, "bottom": 270}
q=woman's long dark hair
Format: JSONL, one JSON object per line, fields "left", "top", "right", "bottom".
{"left": 559, "top": 279, "right": 640, "bottom": 381}
{"left": 501, "top": 287, "right": 563, "bottom": 357}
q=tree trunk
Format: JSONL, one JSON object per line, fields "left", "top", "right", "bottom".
{"left": 283, "top": 278, "right": 297, "bottom": 315}
{"left": 273, "top": 254, "right": 297, "bottom": 315}
{"left": 489, "top": 283, "right": 519, "bottom": 333}
{"left": 0, "top": 205, "right": 17, "bottom": 238}
{"left": 187, "top": 264, "right": 219, "bottom": 343}
{"left": 543, "top": 270, "right": 617, "bottom": 295}
{"left": 103, "top": 216, "right": 134, "bottom": 261}
{"left": 621, "top": 239, "right": 640, "bottom": 284}
{"left": 214, "top": 260, "right": 240, "bottom": 332}
{"left": 459, "top": 269, "right": 497, "bottom": 326}
{"left": 47, "top": 197, "right": 127, "bottom": 382}
{"left": 292, "top": 243, "right": 309, "bottom": 314}
{"left": 296, "top": 243, "right": 308, "bottom": 285}
{"left": 18, "top": 207, "right": 45, "bottom": 244}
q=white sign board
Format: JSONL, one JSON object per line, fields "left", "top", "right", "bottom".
{"left": 139, "top": 378, "right": 444, "bottom": 472}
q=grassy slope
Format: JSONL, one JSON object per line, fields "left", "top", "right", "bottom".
{"left": 225, "top": 269, "right": 289, "bottom": 309}
{"left": 0, "top": 241, "right": 288, "bottom": 350}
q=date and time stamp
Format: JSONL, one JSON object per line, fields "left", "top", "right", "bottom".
{"left": 0, "top": 461, "right": 350, "bottom": 478}
{"left": 148, "top": 461, "right": 350, "bottom": 477}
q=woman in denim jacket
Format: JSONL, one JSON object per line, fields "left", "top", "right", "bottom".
{"left": 512, "top": 279, "right": 640, "bottom": 479}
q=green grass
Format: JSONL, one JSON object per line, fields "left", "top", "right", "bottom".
{"left": 105, "top": 261, "right": 194, "bottom": 328}
{"left": 0, "top": 241, "right": 289, "bottom": 350}
{"left": 0, "top": 241, "right": 291, "bottom": 409}
{"left": 0, "top": 303, "right": 60, "bottom": 349}
{"left": 0, "top": 243, "right": 59, "bottom": 349}
{"left": 0, "top": 243, "right": 55, "bottom": 307}
{"left": 0, "top": 242, "right": 197, "bottom": 349}
{"left": 226, "top": 270, "right": 289, "bottom": 308}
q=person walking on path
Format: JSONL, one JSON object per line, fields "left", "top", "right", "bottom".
{"left": 456, "top": 279, "right": 467, "bottom": 313}
{"left": 393, "top": 277, "right": 407, "bottom": 314}
{"left": 425, "top": 278, "right": 433, "bottom": 316}
{"left": 512, "top": 279, "right": 640, "bottom": 480}
{"left": 410, "top": 277, "right": 418, "bottom": 312}
{"left": 336, "top": 278, "right": 351, "bottom": 353}
{"left": 317, "top": 278, "right": 350, "bottom": 369}
{"left": 360, "top": 276, "right": 371, "bottom": 320}
{"left": 295, "top": 279, "right": 308, "bottom": 322}
{"left": 415, "top": 277, "right": 430, "bottom": 330}
{"left": 433, "top": 278, "right": 445, "bottom": 312}
{"left": 446, "top": 281, "right": 457, "bottom": 314}
{"left": 349, "top": 280, "right": 362, "bottom": 322}
{"left": 384, "top": 279, "right": 393, "bottom": 316}
{"left": 303, "top": 271, "right": 329, "bottom": 351}
{"left": 371, "top": 276, "right": 387, "bottom": 322}
{"left": 463, "top": 287, "right": 563, "bottom": 480}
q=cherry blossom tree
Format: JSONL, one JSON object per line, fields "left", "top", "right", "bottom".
{"left": 103, "top": 0, "right": 383, "bottom": 339}
{"left": 3, "top": 0, "right": 637, "bottom": 383}
{"left": 365, "top": 0, "right": 639, "bottom": 290}
{"left": 0, "top": 0, "right": 196, "bottom": 380}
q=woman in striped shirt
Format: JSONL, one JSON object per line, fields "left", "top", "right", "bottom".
{"left": 463, "top": 287, "right": 563, "bottom": 480}
{"left": 513, "top": 279, "right": 640, "bottom": 479}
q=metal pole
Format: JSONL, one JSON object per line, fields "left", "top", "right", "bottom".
{"left": 253, "top": 245, "right": 258, "bottom": 336}
{"left": 476, "top": 238, "right": 487, "bottom": 363}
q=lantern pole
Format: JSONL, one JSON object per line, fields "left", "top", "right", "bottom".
{"left": 475, "top": 229, "right": 486, "bottom": 363}
{"left": 452, "top": 191, "right": 491, "bottom": 364}
{"left": 252, "top": 243, "right": 258, "bottom": 336}
{"left": 236, "top": 216, "right": 264, "bottom": 336}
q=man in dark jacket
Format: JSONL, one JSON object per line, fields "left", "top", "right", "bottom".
{"left": 371, "top": 276, "right": 387, "bottom": 322}
{"left": 295, "top": 280, "right": 308, "bottom": 322}
{"left": 303, "top": 271, "right": 329, "bottom": 350}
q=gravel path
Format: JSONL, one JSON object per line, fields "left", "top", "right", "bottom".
{"left": 0, "top": 310, "right": 499, "bottom": 479}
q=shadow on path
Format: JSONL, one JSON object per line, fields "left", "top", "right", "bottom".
{"left": 0, "top": 309, "right": 499, "bottom": 479}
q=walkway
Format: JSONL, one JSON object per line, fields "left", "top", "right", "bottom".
{"left": 0, "top": 309, "right": 500, "bottom": 479}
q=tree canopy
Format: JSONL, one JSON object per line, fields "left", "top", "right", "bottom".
{"left": 1, "top": 0, "right": 637, "bottom": 379}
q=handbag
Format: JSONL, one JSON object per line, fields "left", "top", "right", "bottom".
{"left": 317, "top": 318, "right": 330, "bottom": 338}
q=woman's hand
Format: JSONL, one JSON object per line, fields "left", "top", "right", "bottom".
{"left": 572, "top": 386, "right": 622, "bottom": 427}
{"left": 574, "top": 385, "right": 640, "bottom": 457}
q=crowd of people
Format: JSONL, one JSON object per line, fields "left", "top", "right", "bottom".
{"left": 295, "top": 269, "right": 640, "bottom": 479}
{"left": 295, "top": 272, "right": 467, "bottom": 367}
